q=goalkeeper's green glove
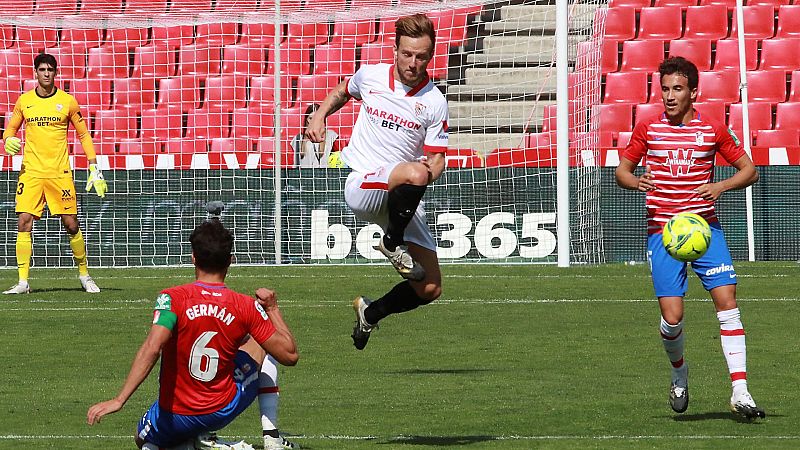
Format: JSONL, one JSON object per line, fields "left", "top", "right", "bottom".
{"left": 86, "top": 164, "right": 107, "bottom": 198}
{"left": 4, "top": 137, "right": 21, "bottom": 155}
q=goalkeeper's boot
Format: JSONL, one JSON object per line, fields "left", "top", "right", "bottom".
{"left": 195, "top": 432, "right": 255, "bottom": 450}
{"left": 79, "top": 275, "right": 101, "bottom": 293}
{"left": 3, "top": 280, "right": 30, "bottom": 294}
{"left": 352, "top": 296, "right": 376, "bottom": 350}
{"left": 264, "top": 435, "right": 297, "bottom": 450}
{"left": 730, "top": 390, "right": 766, "bottom": 420}
{"left": 669, "top": 364, "right": 689, "bottom": 413}
{"left": 374, "top": 238, "right": 425, "bottom": 281}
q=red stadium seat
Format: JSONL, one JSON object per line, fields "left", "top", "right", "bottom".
{"left": 776, "top": 5, "right": 800, "bottom": 38}
{"left": 80, "top": 0, "right": 123, "bottom": 14}
{"left": 331, "top": 20, "right": 376, "bottom": 46}
{"left": 304, "top": 0, "right": 345, "bottom": 11}
{"left": 36, "top": 0, "right": 77, "bottom": 14}
{"left": 255, "top": 137, "right": 296, "bottom": 167}
{"left": 599, "top": 40, "right": 620, "bottom": 73}
{"left": 87, "top": 45, "right": 129, "bottom": 79}
{"left": 0, "top": 25, "right": 12, "bottom": 49}
{"left": 151, "top": 25, "right": 194, "bottom": 49}
{"left": 729, "top": 102, "right": 773, "bottom": 134}
{"left": 231, "top": 106, "right": 275, "bottom": 139}
{"left": 209, "top": 137, "right": 251, "bottom": 152}
{"left": 286, "top": 23, "right": 329, "bottom": 46}
{"left": 360, "top": 42, "right": 394, "bottom": 65}
{"left": 747, "top": 0, "right": 789, "bottom": 7}
{"left": 326, "top": 102, "right": 359, "bottom": 136}
{"left": 0, "top": 79, "right": 21, "bottom": 113}
{"left": 141, "top": 107, "right": 183, "bottom": 141}
{"left": 541, "top": 104, "right": 556, "bottom": 132}
{"left": 203, "top": 75, "right": 248, "bottom": 111}
{"left": 163, "top": 137, "right": 208, "bottom": 153}
{"left": 132, "top": 45, "right": 177, "bottom": 86}
{"left": 698, "top": 0, "right": 735, "bottom": 6}
{"left": 60, "top": 29, "right": 104, "bottom": 51}
{"left": 16, "top": 27, "right": 58, "bottom": 52}
{"left": 774, "top": 101, "right": 800, "bottom": 129}
{"left": 178, "top": 44, "right": 222, "bottom": 78}
{"left": 186, "top": 109, "right": 230, "bottom": 140}
{"left": 0, "top": 49, "right": 34, "bottom": 79}
{"left": 713, "top": 39, "right": 758, "bottom": 70}
{"left": 157, "top": 76, "right": 200, "bottom": 112}
{"left": 118, "top": 138, "right": 158, "bottom": 154}
{"left": 603, "top": 71, "right": 649, "bottom": 103}
{"left": 428, "top": 41, "right": 450, "bottom": 80}
{"left": 428, "top": 9, "right": 469, "bottom": 45}
{"left": 789, "top": 70, "right": 800, "bottom": 101}
{"left": 93, "top": 108, "right": 137, "bottom": 141}
{"left": 693, "top": 101, "right": 727, "bottom": 123}
{"left": 249, "top": 75, "right": 293, "bottom": 107}
{"left": 314, "top": 43, "right": 357, "bottom": 75}
{"left": 170, "top": 0, "right": 211, "bottom": 12}
{"left": 608, "top": 0, "right": 651, "bottom": 9}
{"left": 221, "top": 44, "right": 267, "bottom": 76}
{"left": 47, "top": 46, "right": 87, "bottom": 79}
{"left": 125, "top": 0, "right": 167, "bottom": 13}
{"left": 113, "top": 78, "right": 156, "bottom": 112}
{"left": 759, "top": 38, "right": 800, "bottom": 71}
{"left": 104, "top": 28, "right": 149, "bottom": 50}
{"left": 697, "top": 70, "right": 740, "bottom": 103}
{"left": 654, "top": 0, "right": 697, "bottom": 7}
{"left": 746, "top": 70, "right": 787, "bottom": 103}
{"left": 267, "top": 43, "right": 312, "bottom": 76}
{"left": 351, "top": 0, "right": 392, "bottom": 9}
{"left": 755, "top": 129, "right": 798, "bottom": 146}
{"left": 684, "top": 5, "right": 729, "bottom": 40}
{"left": 729, "top": 5, "right": 776, "bottom": 39}
{"left": 525, "top": 132, "right": 554, "bottom": 149}
{"left": 196, "top": 22, "right": 239, "bottom": 47}
{"left": 595, "top": 103, "right": 634, "bottom": 135}
{"left": 68, "top": 79, "right": 111, "bottom": 114}
{"left": 240, "top": 23, "right": 281, "bottom": 47}
{"left": 637, "top": 7, "right": 683, "bottom": 41}
{"left": 620, "top": 40, "right": 665, "bottom": 72}
{"left": 0, "top": 0, "right": 34, "bottom": 15}
{"left": 296, "top": 74, "right": 341, "bottom": 104}
{"left": 635, "top": 102, "right": 664, "bottom": 123}
{"left": 215, "top": 0, "right": 258, "bottom": 12}
{"left": 668, "top": 39, "right": 712, "bottom": 71}
{"left": 377, "top": 16, "right": 400, "bottom": 43}
{"left": 602, "top": 7, "right": 637, "bottom": 41}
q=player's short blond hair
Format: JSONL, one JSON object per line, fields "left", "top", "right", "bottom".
{"left": 395, "top": 14, "right": 436, "bottom": 49}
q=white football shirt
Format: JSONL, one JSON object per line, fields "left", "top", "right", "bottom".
{"left": 341, "top": 63, "right": 449, "bottom": 173}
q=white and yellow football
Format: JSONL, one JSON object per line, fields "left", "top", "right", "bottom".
{"left": 662, "top": 213, "right": 712, "bottom": 262}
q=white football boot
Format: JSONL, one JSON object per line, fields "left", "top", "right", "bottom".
{"left": 3, "top": 280, "right": 30, "bottom": 294}
{"left": 264, "top": 435, "right": 297, "bottom": 450}
{"left": 730, "top": 390, "right": 766, "bottom": 419}
{"left": 351, "top": 296, "right": 376, "bottom": 350}
{"left": 374, "top": 238, "right": 425, "bottom": 281}
{"left": 79, "top": 275, "right": 101, "bottom": 293}
{"left": 669, "top": 364, "right": 689, "bottom": 413}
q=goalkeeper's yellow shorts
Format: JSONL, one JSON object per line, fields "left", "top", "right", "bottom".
{"left": 15, "top": 172, "right": 77, "bottom": 217}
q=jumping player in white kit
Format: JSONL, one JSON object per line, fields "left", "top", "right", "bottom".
{"left": 305, "top": 13, "right": 449, "bottom": 350}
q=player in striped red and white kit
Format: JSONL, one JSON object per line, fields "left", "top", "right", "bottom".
{"left": 306, "top": 14, "right": 448, "bottom": 350}
{"left": 616, "top": 57, "right": 763, "bottom": 419}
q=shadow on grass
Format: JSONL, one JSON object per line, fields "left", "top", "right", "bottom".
{"left": 671, "top": 411, "right": 775, "bottom": 423}
{"left": 386, "top": 368, "right": 493, "bottom": 375}
{"left": 381, "top": 435, "right": 498, "bottom": 446}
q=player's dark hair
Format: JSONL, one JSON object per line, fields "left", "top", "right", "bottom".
{"left": 34, "top": 53, "right": 57, "bottom": 71}
{"left": 659, "top": 56, "right": 698, "bottom": 91}
{"left": 395, "top": 14, "right": 436, "bottom": 49}
{"left": 190, "top": 218, "right": 233, "bottom": 272}
{"left": 303, "top": 103, "right": 320, "bottom": 127}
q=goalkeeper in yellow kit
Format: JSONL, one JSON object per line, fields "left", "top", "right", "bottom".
{"left": 2, "top": 53, "right": 107, "bottom": 294}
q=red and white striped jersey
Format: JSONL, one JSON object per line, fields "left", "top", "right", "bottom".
{"left": 342, "top": 63, "right": 449, "bottom": 173}
{"left": 622, "top": 111, "right": 746, "bottom": 234}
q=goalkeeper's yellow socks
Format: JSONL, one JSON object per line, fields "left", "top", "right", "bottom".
{"left": 69, "top": 230, "right": 89, "bottom": 277}
{"left": 16, "top": 231, "right": 32, "bottom": 282}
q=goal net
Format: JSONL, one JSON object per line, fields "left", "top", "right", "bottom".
{"left": 0, "top": 0, "right": 605, "bottom": 267}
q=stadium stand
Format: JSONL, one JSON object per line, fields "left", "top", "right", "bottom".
{"left": 713, "top": 39, "right": 759, "bottom": 70}
{"left": 684, "top": 5, "right": 729, "bottom": 40}
{"left": 636, "top": 7, "right": 683, "bottom": 41}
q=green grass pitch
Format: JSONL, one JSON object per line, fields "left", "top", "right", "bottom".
{"left": 1, "top": 262, "right": 799, "bottom": 449}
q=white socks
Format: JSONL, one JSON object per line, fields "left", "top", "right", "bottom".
{"left": 258, "top": 355, "right": 280, "bottom": 432}
{"left": 717, "top": 307, "right": 748, "bottom": 394}
{"left": 660, "top": 316, "right": 686, "bottom": 373}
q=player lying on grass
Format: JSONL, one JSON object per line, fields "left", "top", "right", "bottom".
{"left": 87, "top": 219, "right": 299, "bottom": 449}
{"left": 616, "top": 56, "right": 763, "bottom": 420}
{"left": 3, "top": 52, "right": 106, "bottom": 295}
{"left": 305, "top": 13, "right": 449, "bottom": 350}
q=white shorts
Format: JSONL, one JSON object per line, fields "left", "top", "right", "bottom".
{"left": 344, "top": 163, "right": 436, "bottom": 251}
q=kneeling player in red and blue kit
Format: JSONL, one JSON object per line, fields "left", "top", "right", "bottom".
{"left": 87, "top": 219, "right": 299, "bottom": 449}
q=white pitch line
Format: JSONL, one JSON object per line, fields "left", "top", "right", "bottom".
{"left": 1, "top": 434, "right": 799, "bottom": 441}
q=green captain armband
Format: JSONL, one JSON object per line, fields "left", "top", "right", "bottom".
{"left": 152, "top": 293, "right": 177, "bottom": 330}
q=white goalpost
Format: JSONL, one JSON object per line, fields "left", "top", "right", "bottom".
{"left": 0, "top": 0, "right": 606, "bottom": 267}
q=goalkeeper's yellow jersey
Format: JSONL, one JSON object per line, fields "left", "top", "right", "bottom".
{"left": 2, "top": 87, "right": 96, "bottom": 178}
